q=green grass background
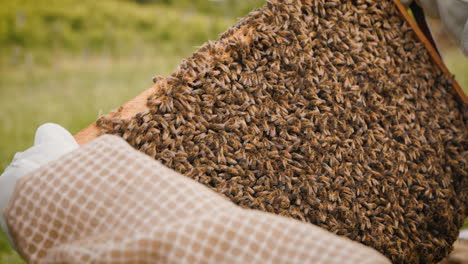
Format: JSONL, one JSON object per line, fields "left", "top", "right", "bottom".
{"left": 0, "top": 0, "right": 466, "bottom": 262}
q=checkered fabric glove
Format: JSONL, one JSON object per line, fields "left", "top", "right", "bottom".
{"left": 0, "top": 123, "right": 79, "bottom": 249}
{"left": 3, "top": 135, "right": 390, "bottom": 264}
{"left": 401, "top": 0, "right": 468, "bottom": 56}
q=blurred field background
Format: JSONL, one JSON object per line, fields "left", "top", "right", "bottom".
{"left": 0, "top": 0, "right": 466, "bottom": 263}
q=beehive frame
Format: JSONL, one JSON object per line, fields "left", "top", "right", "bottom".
{"left": 71, "top": 1, "right": 468, "bottom": 262}
{"left": 74, "top": 0, "right": 467, "bottom": 145}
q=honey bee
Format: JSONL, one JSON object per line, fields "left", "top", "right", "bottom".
{"left": 97, "top": 0, "right": 466, "bottom": 263}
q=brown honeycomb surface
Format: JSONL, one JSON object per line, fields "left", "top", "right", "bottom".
{"left": 79, "top": 1, "right": 467, "bottom": 263}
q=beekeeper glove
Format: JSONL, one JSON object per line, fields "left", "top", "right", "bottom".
{"left": 0, "top": 123, "right": 79, "bottom": 249}
{"left": 401, "top": 0, "right": 468, "bottom": 56}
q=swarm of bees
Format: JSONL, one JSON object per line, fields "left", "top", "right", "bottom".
{"left": 97, "top": 0, "right": 467, "bottom": 263}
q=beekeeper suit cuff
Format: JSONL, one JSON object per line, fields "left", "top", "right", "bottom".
{"left": 0, "top": 123, "right": 79, "bottom": 249}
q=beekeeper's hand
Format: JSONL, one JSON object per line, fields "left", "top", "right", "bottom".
{"left": 0, "top": 123, "right": 79, "bottom": 248}
{"left": 400, "top": 0, "right": 468, "bottom": 56}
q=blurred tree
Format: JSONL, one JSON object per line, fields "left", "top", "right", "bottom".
{"left": 124, "top": 0, "right": 265, "bottom": 17}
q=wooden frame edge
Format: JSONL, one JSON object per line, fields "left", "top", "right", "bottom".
{"left": 392, "top": 0, "right": 467, "bottom": 104}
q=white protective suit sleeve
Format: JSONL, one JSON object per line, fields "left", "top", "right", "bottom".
{"left": 401, "top": 0, "right": 468, "bottom": 56}
{"left": 0, "top": 123, "right": 79, "bottom": 248}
